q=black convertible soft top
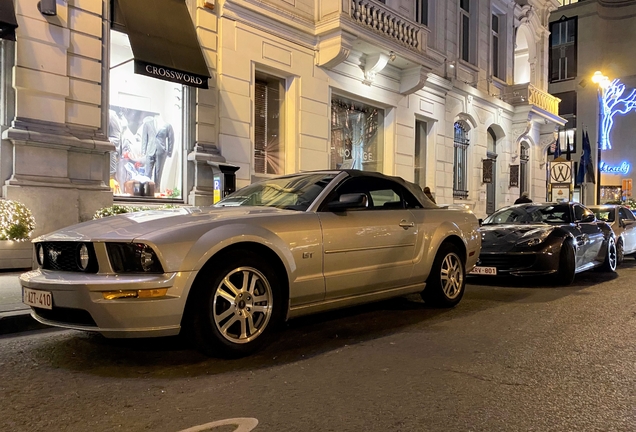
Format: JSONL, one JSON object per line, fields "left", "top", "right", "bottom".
{"left": 337, "top": 169, "right": 440, "bottom": 209}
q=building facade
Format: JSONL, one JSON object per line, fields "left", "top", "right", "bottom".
{"left": 549, "top": 0, "right": 636, "bottom": 205}
{"left": 0, "top": 0, "right": 564, "bottom": 236}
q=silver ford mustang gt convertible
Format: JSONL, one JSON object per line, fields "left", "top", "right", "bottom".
{"left": 21, "top": 170, "right": 480, "bottom": 357}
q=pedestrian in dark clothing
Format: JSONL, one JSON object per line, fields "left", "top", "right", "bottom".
{"left": 423, "top": 186, "right": 436, "bottom": 204}
{"left": 514, "top": 191, "right": 532, "bottom": 204}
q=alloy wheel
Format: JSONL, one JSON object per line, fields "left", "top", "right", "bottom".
{"left": 440, "top": 252, "right": 464, "bottom": 299}
{"left": 608, "top": 238, "right": 617, "bottom": 271}
{"left": 212, "top": 267, "right": 273, "bottom": 344}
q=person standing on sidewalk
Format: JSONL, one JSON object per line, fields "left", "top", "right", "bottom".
{"left": 423, "top": 186, "right": 436, "bottom": 204}
{"left": 515, "top": 191, "right": 532, "bottom": 204}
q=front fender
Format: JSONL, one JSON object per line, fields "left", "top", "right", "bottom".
{"left": 182, "top": 223, "right": 297, "bottom": 277}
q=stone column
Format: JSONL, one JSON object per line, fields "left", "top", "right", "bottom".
{"left": 2, "top": 0, "right": 113, "bottom": 236}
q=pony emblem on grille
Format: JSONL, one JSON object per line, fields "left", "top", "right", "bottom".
{"left": 48, "top": 249, "right": 61, "bottom": 263}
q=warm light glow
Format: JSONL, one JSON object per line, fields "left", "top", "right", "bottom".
{"left": 592, "top": 71, "right": 611, "bottom": 89}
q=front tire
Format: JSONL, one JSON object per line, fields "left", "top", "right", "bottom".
{"left": 184, "top": 250, "right": 284, "bottom": 358}
{"left": 601, "top": 237, "right": 618, "bottom": 272}
{"left": 421, "top": 243, "right": 466, "bottom": 308}
{"left": 556, "top": 240, "right": 576, "bottom": 286}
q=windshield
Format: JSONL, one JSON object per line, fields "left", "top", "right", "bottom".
{"left": 483, "top": 204, "right": 572, "bottom": 225}
{"left": 216, "top": 173, "right": 337, "bottom": 210}
{"left": 592, "top": 209, "right": 615, "bottom": 223}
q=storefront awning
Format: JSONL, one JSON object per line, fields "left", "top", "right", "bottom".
{"left": 115, "top": 0, "right": 210, "bottom": 89}
{"left": 0, "top": 0, "right": 18, "bottom": 42}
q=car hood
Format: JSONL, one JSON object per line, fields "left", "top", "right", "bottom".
{"left": 479, "top": 224, "right": 555, "bottom": 252}
{"left": 34, "top": 206, "right": 297, "bottom": 242}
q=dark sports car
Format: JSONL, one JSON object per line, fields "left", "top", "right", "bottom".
{"left": 471, "top": 202, "right": 617, "bottom": 285}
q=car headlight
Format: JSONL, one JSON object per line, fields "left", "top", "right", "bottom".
{"left": 106, "top": 243, "right": 164, "bottom": 273}
{"left": 516, "top": 229, "right": 552, "bottom": 248}
{"left": 77, "top": 243, "right": 90, "bottom": 270}
{"left": 36, "top": 244, "right": 44, "bottom": 266}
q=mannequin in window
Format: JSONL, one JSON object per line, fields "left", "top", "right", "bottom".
{"left": 141, "top": 114, "right": 174, "bottom": 192}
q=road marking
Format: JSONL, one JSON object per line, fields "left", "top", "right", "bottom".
{"left": 178, "top": 417, "right": 258, "bottom": 432}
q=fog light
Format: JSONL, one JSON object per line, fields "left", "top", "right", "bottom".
{"left": 102, "top": 288, "right": 168, "bottom": 300}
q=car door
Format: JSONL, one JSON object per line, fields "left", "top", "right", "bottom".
{"left": 619, "top": 206, "right": 636, "bottom": 254}
{"left": 318, "top": 176, "right": 418, "bottom": 300}
{"left": 573, "top": 204, "right": 605, "bottom": 266}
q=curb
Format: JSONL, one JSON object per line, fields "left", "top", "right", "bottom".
{"left": 0, "top": 310, "right": 50, "bottom": 336}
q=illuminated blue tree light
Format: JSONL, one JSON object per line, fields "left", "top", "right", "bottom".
{"left": 600, "top": 79, "right": 636, "bottom": 150}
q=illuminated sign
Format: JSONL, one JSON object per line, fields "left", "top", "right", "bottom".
{"left": 599, "top": 161, "right": 631, "bottom": 174}
{"left": 600, "top": 79, "right": 636, "bottom": 150}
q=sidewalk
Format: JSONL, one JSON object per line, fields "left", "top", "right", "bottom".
{"left": 0, "top": 269, "right": 49, "bottom": 335}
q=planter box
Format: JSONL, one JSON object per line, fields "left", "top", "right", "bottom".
{"left": 0, "top": 241, "right": 32, "bottom": 270}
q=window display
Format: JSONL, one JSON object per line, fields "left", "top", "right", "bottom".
{"left": 330, "top": 97, "right": 384, "bottom": 172}
{"left": 109, "top": 30, "right": 183, "bottom": 199}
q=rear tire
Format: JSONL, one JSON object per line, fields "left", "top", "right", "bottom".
{"left": 601, "top": 237, "right": 618, "bottom": 272}
{"left": 556, "top": 240, "right": 576, "bottom": 286}
{"left": 616, "top": 238, "right": 624, "bottom": 265}
{"left": 183, "top": 250, "right": 284, "bottom": 358}
{"left": 421, "top": 243, "right": 466, "bottom": 308}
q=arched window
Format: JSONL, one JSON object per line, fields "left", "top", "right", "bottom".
{"left": 453, "top": 122, "right": 469, "bottom": 198}
{"left": 520, "top": 142, "right": 530, "bottom": 195}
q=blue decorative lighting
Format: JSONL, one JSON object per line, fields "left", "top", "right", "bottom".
{"left": 600, "top": 79, "right": 636, "bottom": 150}
{"left": 599, "top": 161, "right": 631, "bottom": 174}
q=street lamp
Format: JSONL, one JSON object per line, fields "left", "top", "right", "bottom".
{"left": 592, "top": 71, "right": 610, "bottom": 204}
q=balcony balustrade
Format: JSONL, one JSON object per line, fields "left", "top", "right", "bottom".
{"left": 503, "top": 83, "right": 560, "bottom": 117}
{"left": 348, "top": 0, "right": 422, "bottom": 51}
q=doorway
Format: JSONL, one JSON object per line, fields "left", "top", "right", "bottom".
{"left": 486, "top": 128, "right": 497, "bottom": 214}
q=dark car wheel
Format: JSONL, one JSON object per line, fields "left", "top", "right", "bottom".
{"left": 616, "top": 238, "right": 624, "bottom": 265}
{"left": 421, "top": 243, "right": 465, "bottom": 308}
{"left": 556, "top": 240, "right": 576, "bottom": 286}
{"left": 184, "top": 250, "right": 283, "bottom": 358}
{"left": 601, "top": 237, "right": 618, "bottom": 272}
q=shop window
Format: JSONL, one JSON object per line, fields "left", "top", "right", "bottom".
{"left": 108, "top": 30, "right": 184, "bottom": 200}
{"left": 453, "top": 122, "right": 469, "bottom": 198}
{"left": 330, "top": 97, "right": 384, "bottom": 172}
{"left": 254, "top": 73, "right": 284, "bottom": 175}
{"left": 550, "top": 17, "right": 577, "bottom": 82}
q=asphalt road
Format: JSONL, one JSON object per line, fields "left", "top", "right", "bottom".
{"left": 2, "top": 262, "right": 636, "bottom": 432}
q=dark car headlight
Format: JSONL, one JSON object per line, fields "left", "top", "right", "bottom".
{"left": 516, "top": 230, "right": 552, "bottom": 248}
{"left": 517, "top": 237, "right": 543, "bottom": 247}
{"left": 106, "top": 243, "right": 164, "bottom": 273}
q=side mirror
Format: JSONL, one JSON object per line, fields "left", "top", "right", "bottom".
{"left": 581, "top": 214, "right": 595, "bottom": 223}
{"left": 328, "top": 193, "right": 368, "bottom": 212}
{"left": 478, "top": 218, "right": 483, "bottom": 226}
{"left": 624, "top": 219, "right": 635, "bottom": 226}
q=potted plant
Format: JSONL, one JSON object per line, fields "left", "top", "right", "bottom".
{"left": 0, "top": 199, "right": 36, "bottom": 269}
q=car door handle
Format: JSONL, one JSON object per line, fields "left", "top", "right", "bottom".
{"left": 399, "top": 220, "right": 415, "bottom": 229}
